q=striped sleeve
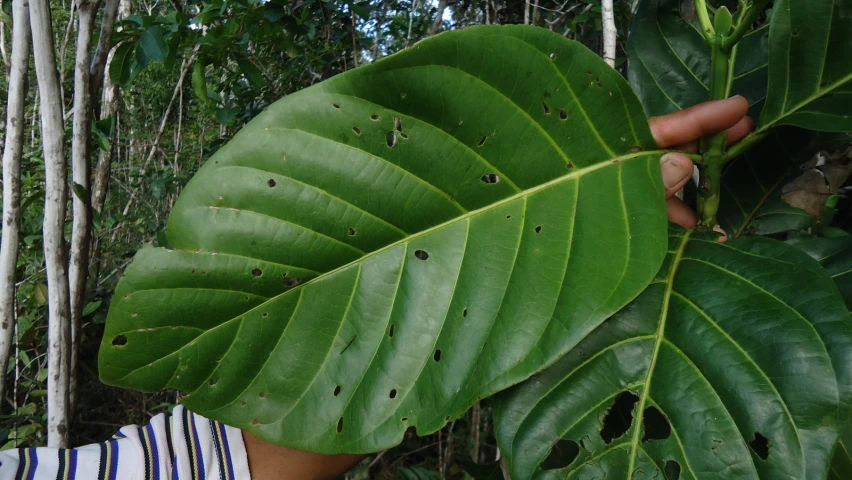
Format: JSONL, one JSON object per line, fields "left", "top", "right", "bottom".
{"left": 0, "top": 406, "right": 251, "bottom": 479}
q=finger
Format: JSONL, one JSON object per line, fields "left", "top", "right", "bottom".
{"left": 667, "top": 197, "right": 697, "bottom": 229}
{"left": 671, "top": 116, "right": 756, "bottom": 153}
{"left": 649, "top": 96, "right": 750, "bottom": 148}
{"left": 713, "top": 225, "right": 728, "bottom": 242}
{"left": 660, "top": 153, "right": 694, "bottom": 198}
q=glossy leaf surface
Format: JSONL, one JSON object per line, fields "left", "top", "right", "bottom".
{"left": 627, "top": 0, "right": 768, "bottom": 117}
{"left": 99, "top": 25, "right": 668, "bottom": 453}
{"left": 761, "top": 0, "right": 852, "bottom": 132}
{"left": 493, "top": 226, "right": 852, "bottom": 479}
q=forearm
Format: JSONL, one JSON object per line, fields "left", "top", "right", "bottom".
{"left": 243, "top": 431, "right": 367, "bottom": 480}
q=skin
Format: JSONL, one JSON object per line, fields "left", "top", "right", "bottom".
{"left": 242, "top": 97, "right": 753, "bottom": 479}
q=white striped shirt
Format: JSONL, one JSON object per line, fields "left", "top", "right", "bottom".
{"left": 0, "top": 406, "right": 250, "bottom": 479}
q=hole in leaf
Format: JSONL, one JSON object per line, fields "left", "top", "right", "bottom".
{"left": 541, "top": 439, "right": 579, "bottom": 470}
{"left": 542, "top": 102, "right": 551, "bottom": 115}
{"left": 386, "top": 131, "right": 397, "bottom": 147}
{"left": 252, "top": 268, "right": 263, "bottom": 277}
{"left": 267, "top": 179, "right": 276, "bottom": 188}
{"left": 332, "top": 103, "right": 340, "bottom": 109}
{"left": 286, "top": 277, "right": 301, "bottom": 287}
{"left": 664, "top": 460, "right": 681, "bottom": 480}
{"left": 445, "top": 416, "right": 450, "bottom": 421}
{"left": 258, "top": 392, "right": 265, "bottom": 398}
{"left": 352, "top": 126, "right": 361, "bottom": 135}
{"left": 792, "top": 29, "right": 799, "bottom": 36}
{"left": 334, "top": 386, "right": 341, "bottom": 396}
{"left": 389, "top": 324, "right": 395, "bottom": 337}
{"left": 337, "top": 417, "right": 344, "bottom": 433}
{"left": 241, "top": 401, "right": 247, "bottom": 406}
{"left": 463, "top": 308, "right": 468, "bottom": 317}
{"left": 750, "top": 432, "right": 769, "bottom": 459}
{"left": 209, "top": 377, "right": 219, "bottom": 386}
{"left": 641, "top": 406, "right": 671, "bottom": 441}
{"left": 481, "top": 174, "right": 500, "bottom": 184}
{"left": 348, "top": 227, "right": 356, "bottom": 236}
{"left": 262, "top": 313, "right": 268, "bottom": 318}
{"left": 434, "top": 350, "right": 442, "bottom": 362}
{"left": 394, "top": 116, "right": 402, "bottom": 131}
{"left": 549, "top": 52, "right": 556, "bottom": 60}
{"left": 477, "top": 135, "right": 487, "bottom": 147}
{"left": 506, "top": 215, "right": 511, "bottom": 219}
{"left": 566, "top": 162, "right": 574, "bottom": 169}
{"left": 535, "top": 226, "right": 542, "bottom": 233}
{"left": 370, "top": 114, "right": 379, "bottom": 120}
{"left": 414, "top": 250, "right": 429, "bottom": 260}
{"left": 600, "top": 391, "right": 640, "bottom": 444}
{"left": 559, "top": 109, "right": 567, "bottom": 120}
{"left": 112, "top": 335, "right": 128, "bottom": 346}
{"left": 389, "top": 389, "right": 397, "bottom": 399}
{"left": 401, "top": 417, "right": 408, "bottom": 422}
{"left": 252, "top": 418, "right": 259, "bottom": 425}
{"left": 400, "top": 132, "right": 409, "bottom": 139}
{"left": 629, "top": 146, "right": 643, "bottom": 153}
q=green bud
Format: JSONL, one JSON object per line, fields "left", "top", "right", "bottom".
{"left": 714, "top": 6, "right": 733, "bottom": 35}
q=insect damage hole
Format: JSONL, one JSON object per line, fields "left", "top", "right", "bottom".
{"left": 477, "top": 135, "right": 487, "bottom": 147}
{"left": 348, "top": 227, "right": 356, "bottom": 236}
{"left": 641, "top": 406, "right": 671, "bottom": 441}
{"left": 334, "top": 386, "right": 341, "bottom": 396}
{"left": 389, "top": 389, "right": 397, "bottom": 399}
{"left": 332, "top": 103, "right": 340, "bottom": 109}
{"left": 370, "top": 114, "right": 379, "bottom": 120}
{"left": 267, "top": 179, "right": 276, "bottom": 188}
{"left": 750, "top": 432, "right": 769, "bottom": 460}
{"left": 414, "top": 249, "right": 429, "bottom": 260}
{"left": 352, "top": 126, "right": 361, "bottom": 135}
{"left": 600, "top": 391, "right": 640, "bottom": 444}
{"left": 394, "top": 116, "right": 402, "bottom": 132}
{"left": 433, "top": 350, "right": 441, "bottom": 362}
{"left": 542, "top": 102, "right": 551, "bottom": 115}
{"left": 559, "top": 109, "right": 567, "bottom": 120}
{"left": 541, "top": 439, "right": 579, "bottom": 470}
{"left": 481, "top": 174, "right": 500, "bottom": 184}
{"left": 112, "top": 335, "right": 128, "bottom": 346}
{"left": 535, "top": 226, "right": 542, "bottom": 233}
{"left": 209, "top": 377, "right": 219, "bottom": 386}
{"left": 388, "top": 324, "right": 395, "bottom": 337}
{"left": 337, "top": 417, "right": 344, "bottom": 433}
{"left": 251, "top": 268, "right": 263, "bottom": 277}
{"left": 664, "top": 460, "right": 681, "bottom": 480}
{"left": 285, "top": 277, "right": 301, "bottom": 287}
{"left": 386, "top": 131, "right": 397, "bottom": 147}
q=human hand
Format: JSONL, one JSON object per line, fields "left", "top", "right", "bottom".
{"left": 649, "top": 96, "right": 754, "bottom": 233}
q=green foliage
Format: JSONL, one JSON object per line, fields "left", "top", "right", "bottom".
{"left": 99, "top": 24, "right": 668, "bottom": 453}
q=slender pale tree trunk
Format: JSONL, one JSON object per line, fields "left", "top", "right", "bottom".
{"left": 0, "top": 0, "right": 31, "bottom": 406}
{"left": 68, "top": 0, "right": 101, "bottom": 414}
{"left": 428, "top": 0, "right": 447, "bottom": 35}
{"left": 601, "top": 0, "right": 617, "bottom": 67}
{"left": 29, "top": 0, "right": 71, "bottom": 448}
{"left": 524, "top": 0, "right": 530, "bottom": 24}
{"left": 89, "top": 0, "right": 118, "bottom": 109}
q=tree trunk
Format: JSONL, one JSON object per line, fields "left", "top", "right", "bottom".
{"left": 29, "top": 0, "right": 71, "bottom": 448}
{"left": 142, "top": 51, "right": 197, "bottom": 172}
{"left": 601, "top": 0, "right": 617, "bottom": 67}
{"left": 88, "top": 0, "right": 119, "bottom": 110}
{"left": 428, "top": 0, "right": 447, "bottom": 35}
{"left": 0, "top": 0, "right": 31, "bottom": 407}
{"left": 68, "top": 0, "right": 100, "bottom": 415}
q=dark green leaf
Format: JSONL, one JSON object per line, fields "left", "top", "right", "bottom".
{"left": 627, "top": 0, "right": 768, "bottom": 117}
{"left": 214, "top": 107, "right": 239, "bottom": 125}
{"left": 789, "top": 236, "right": 852, "bottom": 310}
{"left": 760, "top": 0, "right": 852, "bottom": 132}
{"left": 99, "top": 26, "right": 668, "bottom": 453}
{"left": 82, "top": 301, "right": 103, "bottom": 317}
{"left": 396, "top": 467, "right": 441, "bottom": 480}
{"left": 237, "top": 59, "right": 265, "bottom": 88}
{"left": 72, "top": 183, "right": 90, "bottom": 205}
{"left": 457, "top": 454, "right": 504, "bottom": 479}
{"left": 139, "top": 26, "right": 169, "bottom": 64}
{"left": 109, "top": 41, "right": 136, "bottom": 86}
{"left": 192, "top": 60, "right": 209, "bottom": 104}
{"left": 493, "top": 226, "right": 852, "bottom": 479}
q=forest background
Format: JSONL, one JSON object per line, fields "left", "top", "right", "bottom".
{"left": 0, "top": 0, "right": 808, "bottom": 478}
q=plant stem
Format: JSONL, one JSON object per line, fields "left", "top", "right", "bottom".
{"left": 722, "top": 0, "right": 772, "bottom": 49}
{"left": 697, "top": 40, "right": 731, "bottom": 228}
{"left": 694, "top": 0, "right": 715, "bottom": 40}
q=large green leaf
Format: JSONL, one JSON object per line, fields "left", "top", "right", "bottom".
{"left": 627, "top": 0, "right": 768, "bottom": 118}
{"left": 789, "top": 235, "right": 852, "bottom": 311}
{"left": 493, "top": 226, "right": 852, "bottom": 479}
{"left": 760, "top": 0, "right": 852, "bottom": 132}
{"left": 98, "top": 25, "right": 669, "bottom": 453}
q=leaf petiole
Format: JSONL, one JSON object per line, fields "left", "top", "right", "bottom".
{"left": 722, "top": 0, "right": 772, "bottom": 50}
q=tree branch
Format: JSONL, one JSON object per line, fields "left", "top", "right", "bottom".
{"left": 601, "top": 0, "right": 616, "bottom": 67}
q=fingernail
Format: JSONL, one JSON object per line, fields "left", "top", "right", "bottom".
{"left": 660, "top": 154, "right": 688, "bottom": 189}
{"left": 727, "top": 94, "right": 745, "bottom": 100}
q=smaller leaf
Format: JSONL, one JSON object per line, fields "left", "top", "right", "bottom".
{"left": 457, "top": 454, "right": 504, "bottom": 479}
{"left": 72, "top": 183, "right": 90, "bottom": 205}
{"left": 34, "top": 284, "right": 47, "bottom": 306}
{"left": 109, "top": 42, "right": 136, "bottom": 86}
{"left": 215, "top": 106, "right": 240, "bottom": 125}
{"left": 192, "top": 60, "right": 209, "bottom": 104}
{"left": 139, "top": 26, "right": 169, "bottom": 64}
{"left": 237, "top": 59, "right": 265, "bottom": 88}
{"left": 82, "top": 301, "right": 103, "bottom": 317}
